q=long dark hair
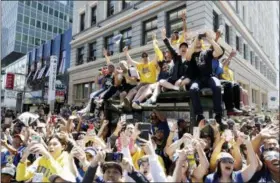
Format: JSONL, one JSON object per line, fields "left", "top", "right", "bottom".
{"left": 215, "top": 161, "right": 233, "bottom": 180}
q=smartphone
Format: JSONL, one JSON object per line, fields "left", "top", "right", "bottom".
{"left": 32, "top": 135, "right": 41, "bottom": 143}
{"left": 105, "top": 152, "right": 123, "bottom": 163}
{"left": 193, "top": 127, "right": 200, "bottom": 139}
{"left": 208, "top": 119, "right": 216, "bottom": 125}
{"left": 139, "top": 130, "right": 149, "bottom": 141}
{"left": 198, "top": 33, "right": 206, "bottom": 39}
{"left": 126, "top": 114, "right": 133, "bottom": 120}
{"left": 120, "top": 114, "right": 126, "bottom": 122}
{"left": 138, "top": 123, "right": 151, "bottom": 131}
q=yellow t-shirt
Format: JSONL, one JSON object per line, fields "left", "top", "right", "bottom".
{"left": 16, "top": 152, "right": 70, "bottom": 183}
{"left": 171, "top": 34, "right": 185, "bottom": 46}
{"left": 136, "top": 61, "right": 157, "bottom": 84}
{"left": 221, "top": 65, "right": 234, "bottom": 81}
{"left": 132, "top": 149, "right": 166, "bottom": 173}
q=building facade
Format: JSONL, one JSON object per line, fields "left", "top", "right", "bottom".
{"left": 1, "top": 55, "right": 27, "bottom": 111}
{"left": 68, "top": 1, "right": 278, "bottom": 111}
{"left": 1, "top": 0, "right": 73, "bottom": 66}
{"left": 23, "top": 28, "right": 72, "bottom": 112}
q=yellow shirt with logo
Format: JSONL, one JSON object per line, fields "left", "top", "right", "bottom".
{"left": 16, "top": 151, "right": 69, "bottom": 183}
{"left": 136, "top": 62, "right": 157, "bottom": 84}
{"left": 171, "top": 34, "right": 185, "bottom": 46}
{"left": 221, "top": 65, "right": 234, "bottom": 81}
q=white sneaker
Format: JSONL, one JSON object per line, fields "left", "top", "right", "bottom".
{"left": 132, "top": 102, "right": 142, "bottom": 109}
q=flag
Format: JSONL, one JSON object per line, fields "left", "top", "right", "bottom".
{"left": 113, "top": 34, "right": 123, "bottom": 45}
{"left": 37, "top": 66, "right": 46, "bottom": 79}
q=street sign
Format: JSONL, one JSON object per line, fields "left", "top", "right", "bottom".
{"left": 5, "top": 73, "right": 15, "bottom": 90}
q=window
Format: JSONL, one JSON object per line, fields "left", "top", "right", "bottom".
{"left": 54, "top": 27, "right": 58, "bottom": 33}
{"left": 38, "top": 3, "right": 43, "bottom": 11}
{"left": 75, "top": 83, "right": 91, "bottom": 99}
{"left": 69, "top": 17, "right": 73, "bottom": 23}
{"left": 31, "top": 1, "right": 37, "bottom": 9}
{"left": 143, "top": 17, "right": 157, "bottom": 45}
{"left": 17, "top": 14, "right": 23, "bottom": 22}
{"left": 225, "top": 24, "right": 230, "bottom": 44}
{"left": 105, "top": 35, "right": 114, "bottom": 56}
{"left": 88, "top": 42, "right": 97, "bottom": 62}
{"left": 59, "top": 12, "right": 64, "bottom": 19}
{"left": 43, "top": 6, "right": 48, "bottom": 14}
{"left": 35, "top": 38, "right": 40, "bottom": 45}
{"left": 77, "top": 46, "right": 85, "bottom": 65}
{"left": 49, "top": 8, "right": 53, "bottom": 15}
{"left": 236, "top": 36, "right": 240, "bottom": 51}
{"left": 80, "top": 12, "right": 85, "bottom": 31}
{"left": 120, "top": 27, "right": 132, "bottom": 52}
{"left": 167, "top": 6, "right": 186, "bottom": 37}
{"left": 42, "top": 23, "right": 47, "bottom": 30}
{"left": 54, "top": 10, "right": 59, "bottom": 17}
{"left": 64, "top": 15, "right": 67, "bottom": 21}
{"left": 243, "top": 44, "right": 247, "bottom": 59}
{"left": 16, "top": 33, "right": 21, "bottom": 41}
{"left": 213, "top": 10, "right": 219, "bottom": 32}
{"left": 36, "top": 20, "right": 41, "bottom": 28}
{"left": 59, "top": 28, "right": 63, "bottom": 34}
{"left": 122, "top": 0, "right": 131, "bottom": 9}
{"left": 25, "top": 1, "right": 30, "bottom": 6}
{"left": 91, "top": 6, "right": 97, "bottom": 26}
{"left": 252, "top": 89, "right": 257, "bottom": 104}
{"left": 22, "top": 34, "right": 28, "bottom": 43}
{"left": 29, "top": 36, "right": 34, "bottom": 45}
{"left": 107, "top": 0, "right": 115, "bottom": 17}
{"left": 242, "top": 6, "right": 246, "bottom": 21}
{"left": 236, "top": 1, "right": 239, "bottom": 13}
{"left": 48, "top": 25, "right": 52, "bottom": 32}
{"left": 30, "top": 18, "right": 35, "bottom": 26}
{"left": 250, "top": 51, "right": 253, "bottom": 65}
{"left": 24, "top": 16, "right": 29, "bottom": 24}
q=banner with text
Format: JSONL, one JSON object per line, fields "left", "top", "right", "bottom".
{"left": 48, "top": 56, "right": 57, "bottom": 105}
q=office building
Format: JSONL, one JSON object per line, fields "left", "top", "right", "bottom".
{"left": 68, "top": 1, "right": 278, "bottom": 111}
{"left": 1, "top": 0, "right": 73, "bottom": 66}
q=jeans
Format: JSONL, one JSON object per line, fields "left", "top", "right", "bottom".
{"left": 89, "top": 88, "right": 107, "bottom": 112}
{"left": 222, "top": 81, "right": 241, "bottom": 110}
{"left": 189, "top": 77, "right": 222, "bottom": 116}
{"left": 102, "top": 86, "right": 119, "bottom": 100}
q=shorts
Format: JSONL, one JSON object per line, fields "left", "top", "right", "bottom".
{"left": 167, "top": 77, "right": 177, "bottom": 85}
{"left": 133, "top": 83, "right": 149, "bottom": 91}
{"left": 120, "top": 83, "right": 136, "bottom": 93}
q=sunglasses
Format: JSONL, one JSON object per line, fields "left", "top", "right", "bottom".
{"left": 220, "top": 158, "right": 234, "bottom": 164}
{"left": 264, "top": 152, "right": 279, "bottom": 161}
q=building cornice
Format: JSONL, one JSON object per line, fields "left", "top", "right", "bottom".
{"left": 70, "top": 1, "right": 168, "bottom": 47}
{"left": 215, "top": 1, "right": 277, "bottom": 74}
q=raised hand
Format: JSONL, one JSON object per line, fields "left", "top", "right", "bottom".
{"left": 103, "top": 48, "right": 108, "bottom": 57}
{"left": 70, "top": 145, "right": 86, "bottom": 162}
{"left": 120, "top": 132, "right": 130, "bottom": 148}
{"left": 171, "top": 122, "right": 178, "bottom": 132}
{"left": 260, "top": 124, "right": 279, "bottom": 139}
{"left": 121, "top": 158, "right": 135, "bottom": 173}
{"left": 123, "top": 46, "right": 128, "bottom": 55}
{"left": 229, "top": 49, "right": 237, "bottom": 57}
{"left": 90, "top": 150, "right": 106, "bottom": 167}
{"left": 181, "top": 11, "right": 186, "bottom": 21}
{"left": 138, "top": 136, "right": 156, "bottom": 157}
{"left": 161, "top": 28, "right": 167, "bottom": 39}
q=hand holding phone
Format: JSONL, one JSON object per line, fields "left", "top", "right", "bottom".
{"left": 105, "top": 152, "right": 123, "bottom": 163}
{"left": 31, "top": 135, "right": 41, "bottom": 143}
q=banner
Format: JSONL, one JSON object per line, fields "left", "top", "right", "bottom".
{"left": 59, "top": 51, "right": 66, "bottom": 74}
{"left": 267, "top": 91, "right": 279, "bottom": 109}
{"left": 48, "top": 56, "right": 57, "bottom": 105}
{"left": 5, "top": 73, "right": 15, "bottom": 90}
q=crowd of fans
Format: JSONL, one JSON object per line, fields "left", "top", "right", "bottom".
{"left": 1, "top": 12, "right": 279, "bottom": 183}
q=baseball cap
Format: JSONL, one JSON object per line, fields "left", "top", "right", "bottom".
{"left": 1, "top": 164, "right": 16, "bottom": 177}
{"left": 218, "top": 152, "right": 234, "bottom": 161}
{"left": 101, "top": 162, "right": 123, "bottom": 175}
{"left": 85, "top": 147, "right": 97, "bottom": 156}
{"left": 49, "top": 169, "right": 76, "bottom": 183}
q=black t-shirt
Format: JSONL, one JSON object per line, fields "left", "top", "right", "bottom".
{"left": 192, "top": 49, "right": 214, "bottom": 78}
{"left": 103, "top": 74, "right": 114, "bottom": 89}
